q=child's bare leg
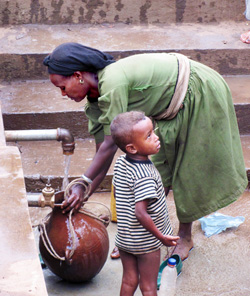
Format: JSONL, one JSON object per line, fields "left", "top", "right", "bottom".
{"left": 119, "top": 249, "right": 139, "bottom": 296}
{"left": 137, "top": 249, "right": 161, "bottom": 296}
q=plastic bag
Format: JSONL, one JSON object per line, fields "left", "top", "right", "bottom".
{"left": 245, "top": 0, "right": 250, "bottom": 20}
{"left": 199, "top": 212, "right": 245, "bottom": 238}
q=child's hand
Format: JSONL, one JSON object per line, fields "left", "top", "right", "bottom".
{"left": 161, "top": 235, "right": 180, "bottom": 247}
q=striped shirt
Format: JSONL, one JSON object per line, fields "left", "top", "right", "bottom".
{"left": 112, "top": 155, "right": 173, "bottom": 255}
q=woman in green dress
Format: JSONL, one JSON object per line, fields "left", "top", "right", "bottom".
{"left": 43, "top": 42, "right": 247, "bottom": 261}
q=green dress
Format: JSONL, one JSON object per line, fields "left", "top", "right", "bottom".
{"left": 85, "top": 53, "right": 247, "bottom": 223}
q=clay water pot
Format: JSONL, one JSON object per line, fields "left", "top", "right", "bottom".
{"left": 39, "top": 191, "right": 109, "bottom": 283}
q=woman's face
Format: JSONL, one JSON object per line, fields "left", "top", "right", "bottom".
{"left": 49, "top": 72, "right": 99, "bottom": 102}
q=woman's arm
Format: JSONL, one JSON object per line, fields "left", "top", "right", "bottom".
{"left": 62, "top": 135, "right": 118, "bottom": 213}
{"left": 85, "top": 135, "right": 118, "bottom": 186}
{"left": 135, "top": 200, "right": 179, "bottom": 246}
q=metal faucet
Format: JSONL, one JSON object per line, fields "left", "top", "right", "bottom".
{"left": 27, "top": 183, "right": 56, "bottom": 208}
{"left": 4, "top": 128, "right": 75, "bottom": 155}
{"left": 40, "top": 183, "right": 55, "bottom": 208}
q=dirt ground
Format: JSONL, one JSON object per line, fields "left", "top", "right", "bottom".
{"left": 29, "top": 189, "right": 250, "bottom": 296}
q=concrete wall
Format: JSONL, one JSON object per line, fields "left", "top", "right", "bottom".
{"left": 0, "top": 0, "right": 246, "bottom": 25}
{"left": 0, "top": 103, "right": 48, "bottom": 296}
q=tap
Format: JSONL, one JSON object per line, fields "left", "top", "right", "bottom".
{"left": 57, "top": 128, "right": 75, "bottom": 155}
{"left": 40, "top": 183, "right": 55, "bottom": 208}
{"left": 27, "top": 183, "right": 55, "bottom": 208}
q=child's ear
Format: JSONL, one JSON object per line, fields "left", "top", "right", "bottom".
{"left": 126, "top": 143, "right": 137, "bottom": 154}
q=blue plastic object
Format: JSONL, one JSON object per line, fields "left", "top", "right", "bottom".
{"left": 199, "top": 212, "right": 245, "bottom": 238}
{"left": 245, "top": 0, "right": 250, "bottom": 20}
{"left": 168, "top": 258, "right": 176, "bottom": 266}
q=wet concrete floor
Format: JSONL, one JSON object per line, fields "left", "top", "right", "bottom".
{"left": 29, "top": 189, "right": 250, "bottom": 296}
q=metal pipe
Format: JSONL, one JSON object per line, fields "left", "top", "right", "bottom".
{"left": 57, "top": 128, "right": 75, "bottom": 155}
{"left": 27, "top": 194, "right": 42, "bottom": 207}
{"left": 5, "top": 128, "right": 75, "bottom": 155}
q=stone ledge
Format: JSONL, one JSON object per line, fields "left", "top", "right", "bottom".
{"left": 1, "top": 22, "right": 250, "bottom": 80}
{"left": 1, "top": 76, "right": 250, "bottom": 136}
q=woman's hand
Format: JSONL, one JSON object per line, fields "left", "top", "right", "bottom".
{"left": 61, "top": 135, "right": 117, "bottom": 214}
{"left": 61, "top": 184, "right": 88, "bottom": 214}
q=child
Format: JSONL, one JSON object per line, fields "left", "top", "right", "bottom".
{"left": 110, "top": 111, "right": 179, "bottom": 296}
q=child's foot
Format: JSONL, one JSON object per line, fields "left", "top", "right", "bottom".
{"left": 240, "top": 31, "right": 250, "bottom": 44}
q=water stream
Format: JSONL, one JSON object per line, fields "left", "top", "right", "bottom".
{"left": 61, "top": 154, "right": 72, "bottom": 191}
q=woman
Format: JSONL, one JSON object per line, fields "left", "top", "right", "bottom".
{"left": 43, "top": 42, "right": 248, "bottom": 261}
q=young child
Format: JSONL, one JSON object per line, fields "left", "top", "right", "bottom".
{"left": 110, "top": 111, "right": 179, "bottom": 296}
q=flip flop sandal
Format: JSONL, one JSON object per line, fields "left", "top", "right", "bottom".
{"left": 240, "top": 32, "right": 250, "bottom": 43}
{"left": 245, "top": 37, "right": 250, "bottom": 44}
{"left": 157, "top": 254, "right": 183, "bottom": 290}
{"left": 182, "top": 246, "right": 194, "bottom": 262}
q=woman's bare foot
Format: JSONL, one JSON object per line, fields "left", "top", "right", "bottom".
{"left": 171, "top": 237, "right": 194, "bottom": 261}
{"left": 240, "top": 31, "right": 250, "bottom": 44}
{"left": 169, "top": 221, "right": 194, "bottom": 261}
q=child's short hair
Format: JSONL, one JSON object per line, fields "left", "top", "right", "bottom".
{"left": 110, "top": 111, "right": 146, "bottom": 152}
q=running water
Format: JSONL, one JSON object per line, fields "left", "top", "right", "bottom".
{"left": 61, "top": 155, "right": 72, "bottom": 191}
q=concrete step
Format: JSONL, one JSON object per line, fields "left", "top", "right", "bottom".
{"left": 0, "top": 79, "right": 89, "bottom": 138}
{"left": 0, "top": 0, "right": 245, "bottom": 26}
{"left": 1, "top": 75, "right": 250, "bottom": 136}
{"left": 1, "top": 22, "right": 250, "bottom": 81}
{"left": 224, "top": 76, "right": 250, "bottom": 135}
{"left": 6, "top": 134, "right": 250, "bottom": 193}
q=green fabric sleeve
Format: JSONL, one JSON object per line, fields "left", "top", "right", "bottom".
{"left": 84, "top": 102, "right": 104, "bottom": 144}
{"left": 98, "top": 81, "right": 129, "bottom": 136}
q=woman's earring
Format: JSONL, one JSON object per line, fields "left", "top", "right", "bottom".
{"left": 79, "top": 79, "right": 84, "bottom": 84}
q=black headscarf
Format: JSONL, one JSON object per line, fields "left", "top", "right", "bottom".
{"left": 43, "top": 42, "right": 115, "bottom": 76}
